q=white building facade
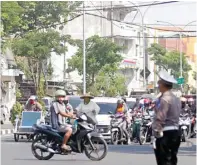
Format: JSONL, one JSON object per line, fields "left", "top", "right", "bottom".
{"left": 51, "top": 1, "right": 155, "bottom": 95}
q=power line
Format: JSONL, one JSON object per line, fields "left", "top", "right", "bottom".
{"left": 76, "top": 1, "right": 179, "bottom": 11}
{"left": 85, "top": 12, "right": 197, "bottom": 33}
{"left": 103, "top": 35, "right": 197, "bottom": 39}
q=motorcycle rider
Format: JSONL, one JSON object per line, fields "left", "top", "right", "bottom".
{"left": 63, "top": 96, "right": 73, "bottom": 124}
{"left": 25, "top": 96, "right": 42, "bottom": 111}
{"left": 115, "top": 99, "right": 129, "bottom": 140}
{"left": 188, "top": 97, "right": 196, "bottom": 114}
{"left": 75, "top": 93, "right": 100, "bottom": 125}
{"left": 50, "top": 90, "right": 75, "bottom": 151}
{"left": 180, "top": 97, "right": 191, "bottom": 116}
{"left": 188, "top": 97, "right": 196, "bottom": 136}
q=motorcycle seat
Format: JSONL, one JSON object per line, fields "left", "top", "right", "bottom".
{"left": 36, "top": 124, "right": 59, "bottom": 133}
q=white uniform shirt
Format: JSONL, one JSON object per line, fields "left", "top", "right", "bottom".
{"left": 76, "top": 101, "right": 100, "bottom": 123}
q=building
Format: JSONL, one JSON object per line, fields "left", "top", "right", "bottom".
{"left": 51, "top": 1, "right": 152, "bottom": 94}
{"left": 158, "top": 27, "right": 197, "bottom": 91}
{"left": 0, "top": 48, "right": 23, "bottom": 111}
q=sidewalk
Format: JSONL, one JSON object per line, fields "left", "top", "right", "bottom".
{"left": 1, "top": 121, "right": 14, "bottom": 135}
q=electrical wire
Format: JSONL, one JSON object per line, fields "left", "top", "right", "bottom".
{"left": 101, "top": 35, "right": 197, "bottom": 39}
{"left": 85, "top": 12, "right": 197, "bottom": 33}
{"left": 76, "top": 1, "right": 179, "bottom": 11}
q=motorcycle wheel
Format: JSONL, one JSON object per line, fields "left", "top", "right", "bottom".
{"left": 182, "top": 130, "right": 188, "bottom": 142}
{"left": 138, "top": 128, "right": 147, "bottom": 145}
{"left": 111, "top": 131, "right": 119, "bottom": 145}
{"left": 84, "top": 137, "right": 108, "bottom": 161}
{"left": 31, "top": 136, "right": 54, "bottom": 160}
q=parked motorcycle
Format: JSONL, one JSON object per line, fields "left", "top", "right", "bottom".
{"left": 110, "top": 113, "right": 129, "bottom": 145}
{"left": 179, "top": 113, "right": 191, "bottom": 142}
{"left": 31, "top": 114, "right": 108, "bottom": 161}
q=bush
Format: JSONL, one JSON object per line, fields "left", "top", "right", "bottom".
{"left": 10, "top": 101, "right": 23, "bottom": 125}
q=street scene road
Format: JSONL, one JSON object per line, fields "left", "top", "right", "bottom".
{"left": 1, "top": 135, "right": 196, "bottom": 165}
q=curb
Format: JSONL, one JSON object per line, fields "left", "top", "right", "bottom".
{"left": 1, "top": 129, "right": 14, "bottom": 135}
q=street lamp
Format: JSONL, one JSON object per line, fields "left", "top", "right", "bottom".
{"left": 157, "top": 20, "right": 196, "bottom": 79}
{"left": 128, "top": 1, "right": 157, "bottom": 89}
{"left": 83, "top": 2, "right": 86, "bottom": 94}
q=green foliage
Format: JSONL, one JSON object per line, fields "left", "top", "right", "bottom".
{"left": 1, "top": 1, "right": 82, "bottom": 36}
{"left": 148, "top": 43, "right": 191, "bottom": 81}
{"left": 12, "top": 30, "right": 72, "bottom": 91}
{"left": 68, "top": 35, "right": 123, "bottom": 85}
{"left": 1, "top": 1, "right": 24, "bottom": 37}
{"left": 193, "top": 71, "right": 196, "bottom": 80}
{"left": 16, "top": 88, "right": 22, "bottom": 99}
{"left": 11, "top": 102, "right": 23, "bottom": 125}
{"left": 91, "top": 64, "right": 127, "bottom": 97}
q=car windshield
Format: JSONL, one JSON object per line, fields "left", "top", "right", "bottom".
{"left": 96, "top": 102, "right": 117, "bottom": 114}
{"left": 42, "top": 99, "right": 50, "bottom": 106}
{"left": 69, "top": 97, "right": 82, "bottom": 109}
{"left": 127, "top": 101, "right": 136, "bottom": 109}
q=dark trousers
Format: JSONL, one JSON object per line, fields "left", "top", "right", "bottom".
{"left": 154, "top": 130, "right": 181, "bottom": 165}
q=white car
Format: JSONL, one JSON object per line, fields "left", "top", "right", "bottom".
{"left": 94, "top": 97, "right": 136, "bottom": 142}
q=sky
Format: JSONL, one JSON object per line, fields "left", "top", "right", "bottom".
{"left": 125, "top": 1, "right": 197, "bottom": 30}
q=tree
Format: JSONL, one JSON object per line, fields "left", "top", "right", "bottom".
{"left": 11, "top": 30, "right": 72, "bottom": 91}
{"left": 68, "top": 35, "right": 123, "bottom": 86}
{"left": 193, "top": 71, "right": 196, "bottom": 80}
{"left": 1, "top": 1, "right": 82, "bottom": 37}
{"left": 90, "top": 64, "right": 127, "bottom": 97}
{"left": 148, "top": 43, "right": 191, "bottom": 81}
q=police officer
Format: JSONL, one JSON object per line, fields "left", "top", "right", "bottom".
{"left": 152, "top": 70, "right": 181, "bottom": 165}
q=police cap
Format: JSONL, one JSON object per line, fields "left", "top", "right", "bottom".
{"left": 158, "top": 70, "right": 177, "bottom": 85}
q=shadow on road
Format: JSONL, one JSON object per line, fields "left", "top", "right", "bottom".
{"left": 108, "top": 143, "right": 196, "bottom": 157}
{"left": 13, "top": 158, "right": 91, "bottom": 162}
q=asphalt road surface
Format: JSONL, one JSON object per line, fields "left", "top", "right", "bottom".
{"left": 1, "top": 135, "right": 196, "bottom": 165}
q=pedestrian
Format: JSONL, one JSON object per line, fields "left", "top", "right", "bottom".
{"left": 152, "top": 70, "right": 181, "bottom": 165}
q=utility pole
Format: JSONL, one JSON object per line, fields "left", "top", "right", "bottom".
{"left": 83, "top": 2, "right": 86, "bottom": 94}
{"left": 110, "top": 1, "right": 114, "bottom": 42}
{"left": 0, "top": 56, "right": 2, "bottom": 106}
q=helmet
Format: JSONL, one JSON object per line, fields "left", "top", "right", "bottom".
{"left": 117, "top": 99, "right": 124, "bottom": 104}
{"left": 29, "top": 95, "right": 37, "bottom": 100}
{"left": 121, "top": 97, "right": 127, "bottom": 103}
{"left": 180, "top": 97, "right": 187, "bottom": 102}
{"left": 55, "top": 90, "right": 66, "bottom": 97}
{"left": 188, "top": 98, "right": 194, "bottom": 102}
{"left": 144, "top": 98, "right": 150, "bottom": 104}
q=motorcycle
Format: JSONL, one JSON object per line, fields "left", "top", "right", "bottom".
{"left": 110, "top": 113, "right": 129, "bottom": 145}
{"left": 31, "top": 114, "right": 108, "bottom": 161}
{"left": 179, "top": 113, "right": 191, "bottom": 142}
{"left": 131, "top": 111, "right": 143, "bottom": 144}
{"left": 139, "top": 115, "right": 152, "bottom": 145}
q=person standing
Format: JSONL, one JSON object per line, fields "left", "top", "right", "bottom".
{"left": 152, "top": 70, "right": 181, "bottom": 165}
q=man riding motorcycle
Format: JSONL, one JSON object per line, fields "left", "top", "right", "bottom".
{"left": 180, "top": 97, "right": 191, "bottom": 116}
{"left": 75, "top": 93, "right": 100, "bottom": 125}
{"left": 50, "top": 90, "right": 75, "bottom": 151}
{"left": 63, "top": 96, "right": 73, "bottom": 124}
{"left": 24, "top": 96, "right": 42, "bottom": 111}
{"left": 188, "top": 97, "right": 196, "bottom": 136}
{"left": 115, "top": 99, "right": 129, "bottom": 140}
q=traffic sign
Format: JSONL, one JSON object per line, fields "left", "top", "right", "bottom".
{"left": 140, "top": 67, "right": 151, "bottom": 79}
{"left": 177, "top": 77, "right": 184, "bottom": 85}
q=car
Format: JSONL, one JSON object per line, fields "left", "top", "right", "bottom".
{"left": 1, "top": 104, "right": 9, "bottom": 124}
{"left": 42, "top": 97, "right": 53, "bottom": 111}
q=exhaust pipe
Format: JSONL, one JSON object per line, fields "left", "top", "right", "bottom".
{"left": 34, "top": 143, "right": 56, "bottom": 153}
